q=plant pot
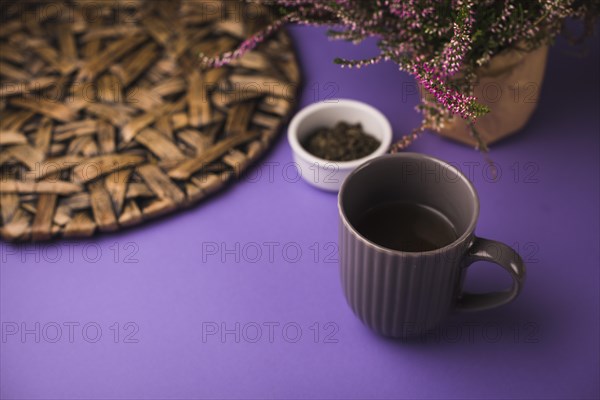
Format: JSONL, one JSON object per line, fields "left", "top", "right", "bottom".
{"left": 430, "top": 44, "right": 549, "bottom": 146}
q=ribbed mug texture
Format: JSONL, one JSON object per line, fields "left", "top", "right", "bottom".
{"left": 339, "top": 217, "right": 472, "bottom": 337}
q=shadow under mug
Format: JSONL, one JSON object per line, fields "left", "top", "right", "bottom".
{"left": 338, "top": 153, "right": 526, "bottom": 338}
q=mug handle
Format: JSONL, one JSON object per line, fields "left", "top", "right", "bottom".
{"left": 456, "top": 237, "right": 526, "bottom": 312}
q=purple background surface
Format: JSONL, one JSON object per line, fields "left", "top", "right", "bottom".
{"left": 1, "top": 26, "right": 599, "bottom": 399}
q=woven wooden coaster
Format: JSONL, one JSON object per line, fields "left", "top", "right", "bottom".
{"left": 0, "top": 1, "right": 300, "bottom": 241}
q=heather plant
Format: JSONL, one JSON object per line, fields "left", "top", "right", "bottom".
{"left": 200, "top": 1, "right": 599, "bottom": 151}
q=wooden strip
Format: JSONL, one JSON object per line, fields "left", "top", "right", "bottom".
{"left": 0, "top": 20, "right": 22, "bottom": 38}
{"left": 0, "top": 43, "right": 25, "bottom": 64}
{"left": 0, "top": 76, "right": 57, "bottom": 98}
{"left": 118, "top": 200, "right": 143, "bottom": 227}
{"left": 151, "top": 77, "right": 185, "bottom": 97}
{"left": 86, "top": 103, "right": 132, "bottom": 127}
{"left": 225, "top": 102, "right": 255, "bottom": 136}
{"left": 215, "top": 20, "right": 246, "bottom": 38}
{"left": 26, "top": 38, "right": 69, "bottom": 74}
{"left": 223, "top": 149, "right": 248, "bottom": 173}
{"left": 154, "top": 1, "right": 179, "bottom": 21}
{"left": 44, "top": 73, "right": 71, "bottom": 104}
{"left": 24, "top": 14, "right": 44, "bottom": 36}
{"left": 10, "top": 97, "right": 76, "bottom": 122}
{"left": 141, "top": 15, "right": 173, "bottom": 45}
{"left": 230, "top": 52, "right": 270, "bottom": 70}
{"left": 191, "top": 172, "right": 229, "bottom": 196}
{"left": 168, "top": 130, "right": 260, "bottom": 180}
{"left": 72, "top": 154, "right": 145, "bottom": 183}
{"left": 4, "top": 145, "right": 45, "bottom": 170}
{"left": 32, "top": 194, "right": 58, "bottom": 241}
{"left": 180, "top": 1, "right": 222, "bottom": 25}
{"left": 121, "top": 98, "right": 185, "bottom": 142}
{"left": 81, "top": 26, "right": 144, "bottom": 42}
{"left": 155, "top": 115, "right": 173, "bottom": 139}
{"left": 205, "top": 68, "right": 227, "bottom": 86}
{"left": 0, "top": 180, "right": 82, "bottom": 195}
{"left": 97, "top": 74, "right": 122, "bottom": 103}
{"left": 57, "top": 23, "right": 78, "bottom": 62}
{"left": 36, "top": 155, "right": 84, "bottom": 179}
{"left": 54, "top": 120, "right": 98, "bottom": 141}
{"left": 171, "top": 113, "right": 188, "bottom": 130}
{"left": 1, "top": 110, "right": 35, "bottom": 130}
{"left": 135, "top": 128, "right": 186, "bottom": 161}
{"left": 188, "top": 69, "right": 211, "bottom": 127}
{"left": 88, "top": 180, "right": 118, "bottom": 232}
{"left": 170, "top": 26, "right": 212, "bottom": 59}
{"left": 105, "top": 169, "right": 132, "bottom": 215}
{"left": 83, "top": 141, "right": 99, "bottom": 158}
{"left": 54, "top": 120, "right": 98, "bottom": 134}
{"left": 52, "top": 192, "right": 90, "bottom": 226}
{"left": 68, "top": 81, "right": 92, "bottom": 111}
{"left": 121, "top": 111, "right": 158, "bottom": 143}
{"left": 259, "top": 96, "right": 292, "bottom": 116}
{"left": 228, "top": 74, "right": 290, "bottom": 97}
{"left": 64, "top": 212, "right": 96, "bottom": 237}
{"left": 126, "top": 183, "right": 154, "bottom": 199}
{"left": 111, "top": 42, "right": 159, "bottom": 87}
{"left": 52, "top": 194, "right": 89, "bottom": 227}
{"left": 97, "top": 121, "right": 116, "bottom": 154}
{"left": 23, "top": 58, "right": 43, "bottom": 77}
{"left": 126, "top": 88, "right": 163, "bottom": 112}
{"left": 77, "top": 34, "right": 148, "bottom": 82}
{"left": 142, "top": 198, "right": 175, "bottom": 219}
{"left": 34, "top": 118, "right": 53, "bottom": 155}
{"left": 0, "top": 61, "right": 31, "bottom": 82}
{"left": 279, "top": 54, "right": 301, "bottom": 83}
{"left": 181, "top": 10, "right": 221, "bottom": 25}
{"left": 137, "top": 164, "right": 185, "bottom": 204}
{"left": 145, "top": 69, "right": 163, "bottom": 83}
{"left": 0, "top": 208, "right": 30, "bottom": 240}
{"left": 48, "top": 143, "right": 66, "bottom": 157}
{"left": 0, "top": 193, "right": 19, "bottom": 224}
{"left": 61, "top": 193, "right": 91, "bottom": 210}
{"left": 82, "top": 22, "right": 102, "bottom": 59}
{"left": 156, "top": 159, "right": 182, "bottom": 170}
{"left": 67, "top": 136, "right": 95, "bottom": 156}
{"left": 53, "top": 205, "right": 72, "bottom": 226}
{"left": 153, "top": 58, "right": 179, "bottom": 75}
{"left": 193, "top": 36, "right": 237, "bottom": 59}
{"left": 0, "top": 151, "right": 12, "bottom": 166}
{"left": 0, "top": 131, "right": 27, "bottom": 145}
{"left": 185, "top": 182, "right": 204, "bottom": 203}
{"left": 178, "top": 129, "right": 215, "bottom": 153}
{"left": 253, "top": 112, "right": 281, "bottom": 130}
{"left": 71, "top": 7, "right": 88, "bottom": 33}
{"left": 211, "top": 90, "right": 262, "bottom": 109}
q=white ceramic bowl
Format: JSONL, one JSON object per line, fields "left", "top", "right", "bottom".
{"left": 287, "top": 99, "right": 392, "bottom": 191}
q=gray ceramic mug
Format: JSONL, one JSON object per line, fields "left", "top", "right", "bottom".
{"left": 338, "top": 153, "right": 526, "bottom": 338}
